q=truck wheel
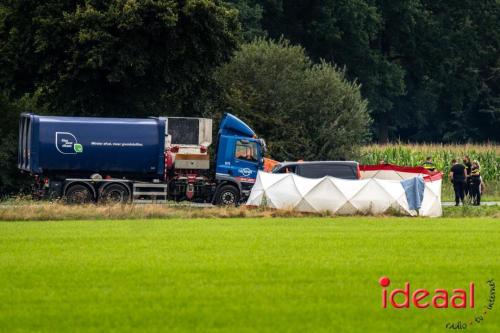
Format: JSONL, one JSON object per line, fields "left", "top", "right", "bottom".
{"left": 215, "top": 185, "right": 240, "bottom": 206}
{"left": 65, "top": 184, "right": 93, "bottom": 204}
{"left": 100, "top": 184, "right": 130, "bottom": 204}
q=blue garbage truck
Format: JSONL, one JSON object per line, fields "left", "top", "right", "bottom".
{"left": 18, "top": 113, "right": 266, "bottom": 205}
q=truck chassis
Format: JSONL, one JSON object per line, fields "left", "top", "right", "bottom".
{"left": 32, "top": 175, "right": 243, "bottom": 206}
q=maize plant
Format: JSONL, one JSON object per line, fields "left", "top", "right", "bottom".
{"left": 360, "top": 143, "right": 499, "bottom": 182}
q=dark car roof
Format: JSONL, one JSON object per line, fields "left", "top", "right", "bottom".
{"left": 273, "top": 161, "right": 358, "bottom": 171}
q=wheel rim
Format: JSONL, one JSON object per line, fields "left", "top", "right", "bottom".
{"left": 221, "top": 191, "right": 236, "bottom": 205}
{"left": 105, "top": 190, "right": 124, "bottom": 203}
{"left": 69, "top": 190, "right": 90, "bottom": 203}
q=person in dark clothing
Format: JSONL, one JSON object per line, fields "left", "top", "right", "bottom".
{"left": 469, "top": 160, "right": 482, "bottom": 206}
{"left": 449, "top": 159, "right": 467, "bottom": 206}
{"left": 463, "top": 155, "right": 472, "bottom": 197}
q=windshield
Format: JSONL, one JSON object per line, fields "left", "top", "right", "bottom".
{"left": 235, "top": 140, "right": 259, "bottom": 162}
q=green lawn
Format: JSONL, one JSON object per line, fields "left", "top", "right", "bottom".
{"left": 0, "top": 218, "right": 499, "bottom": 332}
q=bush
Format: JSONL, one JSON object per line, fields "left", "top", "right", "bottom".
{"left": 0, "top": 94, "right": 35, "bottom": 196}
{"left": 214, "top": 38, "right": 371, "bottom": 161}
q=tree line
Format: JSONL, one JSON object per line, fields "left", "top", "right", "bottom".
{"left": 0, "top": 0, "right": 498, "bottom": 195}
{"left": 228, "top": 0, "right": 500, "bottom": 142}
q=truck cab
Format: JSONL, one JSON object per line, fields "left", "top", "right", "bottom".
{"left": 214, "top": 113, "right": 265, "bottom": 204}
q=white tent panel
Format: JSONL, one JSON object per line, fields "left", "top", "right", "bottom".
{"left": 374, "top": 178, "right": 414, "bottom": 215}
{"left": 246, "top": 171, "right": 266, "bottom": 204}
{"left": 258, "top": 172, "right": 289, "bottom": 188}
{"left": 394, "top": 192, "right": 414, "bottom": 216}
{"left": 419, "top": 179, "right": 442, "bottom": 217}
{"left": 330, "top": 178, "right": 368, "bottom": 200}
{"left": 304, "top": 178, "right": 347, "bottom": 212}
{"left": 350, "top": 180, "right": 394, "bottom": 214}
{"left": 336, "top": 201, "right": 359, "bottom": 215}
{"left": 246, "top": 171, "right": 442, "bottom": 217}
{"left": 292, "top": 173, "right": 323, "bottom": 197}
{"left": 295, "top": 197, "right": 319, "bottom": 213}
{"left": 264, "top": 174, "right": 303, "bottom": 209}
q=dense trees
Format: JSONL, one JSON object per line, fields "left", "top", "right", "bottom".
{"left": 0, "top": 94, "right": 24, "bottom": 194}
{"left": 227, "top": 0, "right": 500, "bottom": 142}
{"left": 0, "top": 0, "right": 240, "bottom": 194}
{"left": 0, "top": 0, "right": 239, "bottom": 117}
{"left": 215, "top": 39, "right": 370, "bottom": 161}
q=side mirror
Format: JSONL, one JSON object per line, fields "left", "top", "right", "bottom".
{"left": 259, "top": 138, "right": 267, "bottom": 155}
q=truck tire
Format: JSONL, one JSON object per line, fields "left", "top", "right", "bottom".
{"left": 100, "top": 183, "right": 130, "bottom": 204}
{"left": 65, "top": 184, "right": 94, "bottom": 204}
{"left": 215, "top": 185, "right": 240, "bottom": 206}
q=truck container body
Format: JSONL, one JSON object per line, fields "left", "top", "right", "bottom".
{"left": 19, "top": 114, "right": 165, "bottom": 178}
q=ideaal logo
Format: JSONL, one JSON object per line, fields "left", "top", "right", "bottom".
{"left": 379, "top": 276, "right": 475, "bottom": 309}
{"left": 55, "top": 132, "right": 83, "bottom": 154}
{"left": 379, "top": 277, "right": 496, "bottom": 330}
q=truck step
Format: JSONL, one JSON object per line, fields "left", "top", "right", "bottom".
{"left": 133, "top": 191, "right": 168, "bottom": 196}
{"left": 133, "top": 183, "right": 169, "bottom": 188}
{"left": 133, "top": 199, "right": 167, "bottom": 204}
{"left": 132, "top": 183, "right": 168, "bottom": 204}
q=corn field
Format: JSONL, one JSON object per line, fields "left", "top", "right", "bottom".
{"left": 359, "top": 143, "right": 499, "bottom": 182}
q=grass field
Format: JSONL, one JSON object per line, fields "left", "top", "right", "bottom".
{"left": 1, "top": 217, "right": 499, "bottom": 332}
{"left": 1, "top": 203, "right": 499, "bottom": 221}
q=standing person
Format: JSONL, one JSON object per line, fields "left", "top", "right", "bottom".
{"left": 463, "top": 155, "right": 472, "bottom": 197}
{"left": 469, "top": 160, "right": 482, "bottom": 206}
{"left": 449, "top": 159, "right": 467, "bottom": 206}
{"left": 422, "top": 156, "right": 436, "bottom": 172}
